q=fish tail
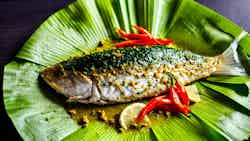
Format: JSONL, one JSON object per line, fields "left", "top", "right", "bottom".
{"left": 214, "top": 31, "right": 248, "bottom": 76}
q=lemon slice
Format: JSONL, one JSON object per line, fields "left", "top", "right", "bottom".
{"left": 119, "top": 103, "right": 151, "bottom": 130}
{"left": 185, "top": 85, "right": 201, "bottom": 102}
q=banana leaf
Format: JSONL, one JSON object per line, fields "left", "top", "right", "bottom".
{"left": 3, "top": 60, "right": 80, "bottom": 141}
{"left": 207, "top": 76, "right": 250, "bottom": 84}
{"left": 192, "top": 83, "right": 250, "bottom": 141}
{"left": 201, "top": 81, "right": 250, "bottom": 111}
{"left": 3, "top": 0, "right": 250, "bottom": 141}
{"left": 205, "top": 76, "right": 250, "bottom": 110}
{"left": 166, "top": 0, "right": 243, "bottom": 56}
{"left": 238, "top": 34, "right": 250, "bottom": 74}
{"left": 16, "top": 0, "right": 109, "bottom": 66}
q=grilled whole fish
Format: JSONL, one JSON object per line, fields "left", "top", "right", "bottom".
{"left": 40, "top": 46, "right": 235, "bottom": 104}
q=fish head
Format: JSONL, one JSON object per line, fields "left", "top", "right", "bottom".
{"left": 40, "top": 65, "right": 93, "bottom": 101}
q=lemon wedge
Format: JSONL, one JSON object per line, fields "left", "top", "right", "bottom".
{"left": 119, "top": 103, "right": 151, "bottom": 130}
{"left": 185, "top": 85, "right": 200, "bottom": 102}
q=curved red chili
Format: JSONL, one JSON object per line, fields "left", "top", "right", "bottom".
{"left": 118, "top": 29, "right": 152, "bottom": 40}
{"left": 115, "top": 40, "right": 143, "bottom": 48}
{"left": 115, "top": 39, "right": 158, "bottom": 48}
{"left": 131, "top": 25, "right": 151, "bottom": 35}
{"left": 137, "top": 95, "right": 171, "bottom": 123}
{"left": 175, "top": 81, "right": 190, "bottom": 106}
{"left": 116, "top": 26, "right": 173, "bottom": 48}
{"left": 169, "top": 87, "right": 190, "bottom": 115}
{"left": 155, "top": 38, "right": 174, "bottom": 45}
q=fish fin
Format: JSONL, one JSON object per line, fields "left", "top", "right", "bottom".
{"left": 214, "top": 31, "right": 248, "bottom": 76}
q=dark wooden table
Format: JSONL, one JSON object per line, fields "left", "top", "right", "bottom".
{"left": 0, "top": 0, "right": 249, "bottom": 140}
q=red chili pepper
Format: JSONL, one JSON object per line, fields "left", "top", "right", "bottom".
{"left": 169, "top": 87, "right": 190, "bottom": 115}
{"left": 155, "top": 38, "right": 174, "bottom": 45}
{"left": 115, "top": 40, "right": 143, "bottom": 48}
{"left": 132, "top": 25, "right": 151, "bottom": 35}
{"left": 137, "top": 95, "right": 171, "bottom": 123}
{"left": 138, "top": 39, "right": 158, "bottom": 46}
{"left": 118, "top": 29, "right": 152, "bottom": 40}
{"left": 116, "top": 26, "right": 173, "bottom": 48}
{"left": 137, "top": 86, "right": 191, "bottom": 124}
{"left": 115, "top": 39, "right": 158, "bottom": 48}
{"left": 175, "top": 81, "right": 190, "bottom": 106}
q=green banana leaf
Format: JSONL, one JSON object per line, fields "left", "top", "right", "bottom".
{"left": 192, "top": 83, "right": 250, "bottom": 141}
{"left": 201, "top": 81, "right": 250, "bottom": 111}
{"left": 207, "top": 76, "right": 250, "bottom": 84}
{"left": 3, "top": 0, "right": 250, "bottom": 141}
{"left": 238, "top": 34, "right": 250, "bottom": 74}
{"left": 205, "top": 76, "right": 250, "bottom": 110}
{"left": 166, "top": 0, "right": 243, "bottom": 56}
{"left": 3, "top": 60, "right": 80, "bottom": 141}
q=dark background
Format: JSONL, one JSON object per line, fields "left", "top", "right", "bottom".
{"left": 0, "top": 0, "right": 249, "bottom": 140}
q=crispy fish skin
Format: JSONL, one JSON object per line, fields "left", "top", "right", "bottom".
{"left": 41, "top": 46, "right": 219, "bottom": 105}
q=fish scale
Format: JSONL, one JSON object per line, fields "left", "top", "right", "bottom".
{"left": 41, "top": 46, "right": 219, "bottom": 104}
